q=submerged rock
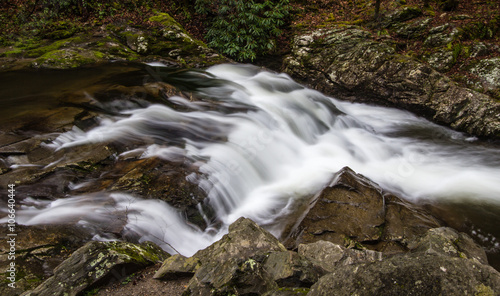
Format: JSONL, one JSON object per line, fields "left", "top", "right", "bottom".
{"left": 284, "top": 25, "right": 500, "bottom": 139}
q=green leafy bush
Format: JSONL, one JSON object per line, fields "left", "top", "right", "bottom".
{"left": 195, "top": 0, "right": 290, "bottom": 61}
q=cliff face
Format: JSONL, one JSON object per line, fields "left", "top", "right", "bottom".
{"left": 283, "top": 24, "right": 500, "bottom": 139}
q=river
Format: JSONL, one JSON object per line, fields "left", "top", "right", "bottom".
{"left": 1, "top": 63, "right": 500, "bottom": 268}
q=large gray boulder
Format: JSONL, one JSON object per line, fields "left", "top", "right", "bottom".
{"left": 284, "top": 25, "right": 500, "bottom": 139}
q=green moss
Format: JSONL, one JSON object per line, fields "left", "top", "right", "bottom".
{"left": 0, "top": 48, "right": 23, "bottom": 57}
{"left": 25, "top": 37, "right": 83, "bottom": 58}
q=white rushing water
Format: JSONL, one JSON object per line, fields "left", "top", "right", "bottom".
{"left": 6, "top": 64, "right": 500, "bottom": 256}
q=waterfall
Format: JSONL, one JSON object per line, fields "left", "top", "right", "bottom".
{"left": 3, "top": 63, "right": 500, "bottom": 256}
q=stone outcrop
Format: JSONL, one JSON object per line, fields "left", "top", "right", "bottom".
{"left": 14, "top": 217, "right": 500, "bottom": 295}
{"left": 285, "top": 167, "right": 442, "bottom": 253}
{"left": 283, "top": 25, "right": 500, "bottom": 139}
{"left": 0, "top": 12, "right": 228, "bottom": 71}
{"left": 21, "top": 240, "right": 169, "bottom": 296}
{"left": 171, "top": 217, "right": 499, "bottom": 295}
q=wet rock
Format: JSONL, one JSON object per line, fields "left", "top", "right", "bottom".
{"left": 290, "top": 167, "right": 386, "bottom": 246}
{"left": 0, "top": 225, "right": 92, "bottom": 296}
{"left": 308, "top": 253, "right": 500, "bottom": 296}
{"left": 286, "top": 167, "right": 441, "bottom": 251}
{"left": 21, "top": 240, "right": 169, "bottom": 296}
{"left": 284, "top": 25, "right": 500, "bottom": 138}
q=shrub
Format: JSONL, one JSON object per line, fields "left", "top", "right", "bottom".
{"left": 195, "top": 0, "right": 290, "bottom": 61}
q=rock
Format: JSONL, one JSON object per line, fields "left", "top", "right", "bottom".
{"left": 0, "top": 11, "right": 228, "bottom": 71}
{"left": 153, "top": 254, "right": 201, "bottom": 280}
{"left": 394, "top": 18, "right": 432, "bottom": 39}
{"left": 468, "top": 57, "right": 500, "bottom": 94}
{"left": 308, "top": 253, "right": 500, "bottom": 296}
{"left": 263, "top": 251, "right": 326, "bottom": 288}
{"left": 193, "top": 217, "right": 287, "bottom": 265}
{"left": 0, "top": 225, "right": 92, "bottom": 296}
{"left": 381, "top": 7, "right": 423, "bottom": 28}
{"left": 291, "top": 167, "right": 386, "bottom": 246}
{"left": 470, "top": 42, "right": 490, "bottom": 58}
{"left": 21, "top": 240, "right": 169, "bottom": 296}
{"left": 283, "top": 25, "right": 500, "bottom": 138}
{"left": 185, "top": 218, "right": 286, "bottom": 295}
{"left": 298, "top": 240, "right": 383, "bottom": 272}
{"left": 408, "top": 227, "right": 489, "bottom": 265}
{"left": 426, "top": 50, "right": 455, "bottom": 72}
{"left": 424, "top": 26, "right": 459, "bottom": 47}
{"left": 187, "top": 257, "right": 278, "bottom": 296}
{"left": 286, "top": 167, "right": 441, "bottom": 251}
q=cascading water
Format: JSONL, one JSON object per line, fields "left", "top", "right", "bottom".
{"left": 3, "top": 63, "right": 500, "bottom": 258}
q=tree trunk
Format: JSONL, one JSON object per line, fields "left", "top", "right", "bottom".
{"left": 374, "top": 0, "right": 382, "bottom": 21}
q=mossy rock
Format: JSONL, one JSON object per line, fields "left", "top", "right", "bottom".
{"left": 33, "top": 48, "right": 105, "bottom": 69}
{"left": 21, "top": 241, "right": 169, "bottom": 296}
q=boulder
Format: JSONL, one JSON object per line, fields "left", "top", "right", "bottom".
{"left": 284, "top": 25, "right": 500, "bottom": 138}
{"left": 21, "top": 240, "right": 169, "bottom": 296}
{"left": 193, "top": 217, "right": 287, "bottom": 265}
{"left": 0, "top": 225, "right": 92, "bottom": 296}
{"left": 153, "top": 254, "right": 201, "bottom": 280}
{"left": 285, "top": 167, "right": 442, "bottom": 251}
{"left": 308, "top": 253, "right": 500, "bottom": 296}
{"left": 263, "top": 251, "right": 326, "bottom": 288}
{"left": 408, "top": 227, "right": 489, "bottom": 265}
{"left": 298, "top": 240, "right": 383, "bottom": 272}
{"left": 184, "top": 217, "right": 287, "bottom": 295}
{"left": 468, "top": 57, "right": 500, "bottom": 95}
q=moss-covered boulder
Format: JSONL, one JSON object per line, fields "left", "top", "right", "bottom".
{"left": 0, "top": 225, "right": 92, "bottom": 296}
{"left": 21, "top": 240, "right": 169, "bottom": 296}
{"left": 0, "top": 11, "right": 228, "bottom": 71}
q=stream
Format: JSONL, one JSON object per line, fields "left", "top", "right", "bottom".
{"left": 1, "top": 63, "right": 500, "bottom": 268}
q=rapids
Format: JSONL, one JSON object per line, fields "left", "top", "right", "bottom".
{"left": 2, "top": 63, "right": 500, "bottom": 258}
